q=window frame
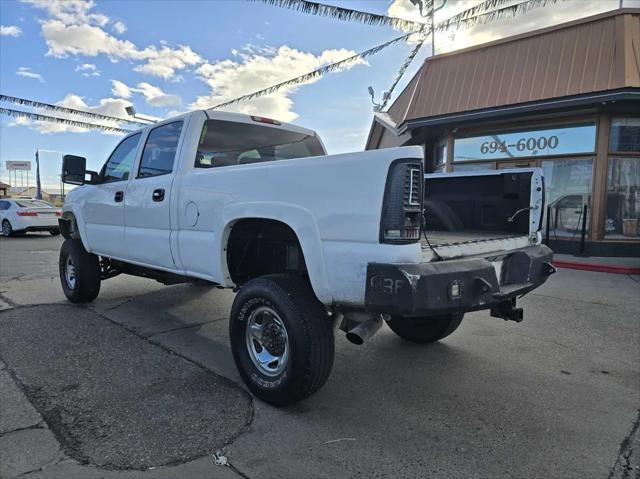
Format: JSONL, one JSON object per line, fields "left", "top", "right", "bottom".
{"left": 99, "top": 132, "right": 142, "bottom": 184}
{"left": 136, "top": 120, "right": 184, "bottom": 179}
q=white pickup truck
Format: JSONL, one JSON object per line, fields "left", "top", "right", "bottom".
{"left": 59, "top": 110, "right": 555, "bottom": 405}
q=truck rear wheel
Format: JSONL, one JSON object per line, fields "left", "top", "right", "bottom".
{"left": 387, "top": 313, "right": 464, "bottom": 343}
{"left": 59, "top": 239, "right": 101, "bottom": 303}
{"left": 229, "top": 274, "right": 334, "bottom": 406}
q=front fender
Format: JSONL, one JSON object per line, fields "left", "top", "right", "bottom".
{"left": 221, "top": 202, "right": 333, "bottom": 304}
{"left": 60, "top": 204, "right": 91, "bottom": 251}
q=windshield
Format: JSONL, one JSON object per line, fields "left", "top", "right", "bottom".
{"left": 195, "top": 119, "right": 325, "bottom": 168}
{"left": 15, "top": 200, "right": 54, "bottom": 208}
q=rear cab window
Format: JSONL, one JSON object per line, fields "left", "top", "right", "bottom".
{"left": 15, "top": 200, "right": 54, "bottom": 208}
{"left": 195, "top": 119, "right": 325, "bottom": 168}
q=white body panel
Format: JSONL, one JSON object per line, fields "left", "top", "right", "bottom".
{"left": 82, "top": 182, "right": 127, "bottom": 257}
{"left": 63, "top": 110, "right": 543, "bottom": 307}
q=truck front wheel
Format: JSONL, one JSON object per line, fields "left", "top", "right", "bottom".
{"left": 229, "top": 274, "right": 334, "bottom": 406}
{"left": 386, "top": 313, "right": 464, "bottom": 343}
{"left": 59, "top": 239, "right": 101, "bottom": 303}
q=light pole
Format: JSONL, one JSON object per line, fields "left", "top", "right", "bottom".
{"left": 125, "top": 106, "right": 158, "bottom": 125}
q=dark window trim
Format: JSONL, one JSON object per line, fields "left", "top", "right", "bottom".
{"left": 451, "top": 152, "right": 595, "bottom": 165}
{"left": 99, "top": 132, "right": 142, "bottom": 184}
{"left": 136, "top": 120, "right": 184, "bottom": 179}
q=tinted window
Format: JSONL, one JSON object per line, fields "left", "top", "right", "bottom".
{"left": 195, "top": 120, "right": 325, "bottom": 168}
{"left": 15, "top": 200, "right": 53, "bottom": 208}
{"left": 139, "top": 121, "right": 183, "bottom": 178}
{"left": 102, "top": 134, "right": 141, "bottom": 183}
{"left": 0, "top": 201, "right": 9, "bottom": 210}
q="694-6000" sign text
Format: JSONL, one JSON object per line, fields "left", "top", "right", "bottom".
{"left": 480, "top": 135, "right": 559, "bottom": 155}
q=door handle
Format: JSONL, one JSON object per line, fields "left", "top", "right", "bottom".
{"left": 152, "top": 188, "right": 165, "bottom": 202}
{"left": 114, "top": 191, "right": 124, "bottom": 202}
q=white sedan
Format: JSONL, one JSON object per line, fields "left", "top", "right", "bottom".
{"left": 0, "top": 199, "right": 61, "bottom": 237}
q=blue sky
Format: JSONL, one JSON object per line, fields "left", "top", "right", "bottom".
{"left": 0, "top": 0, "right": 628, "bottom": 190}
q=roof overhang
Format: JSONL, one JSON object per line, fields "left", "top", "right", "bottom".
{"left": 399, "top": 89, "right": 640, "bottom": 134}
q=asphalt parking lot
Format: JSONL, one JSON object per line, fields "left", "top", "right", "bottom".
{"left": 0, "top": 234, "right": 639, "bottom": 479}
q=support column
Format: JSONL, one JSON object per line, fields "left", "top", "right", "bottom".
{"left": 590, "top": 114, "right": 610, "bottom": 241}
{"left": 445, "top": 131, "right": 454, "bottom": 173}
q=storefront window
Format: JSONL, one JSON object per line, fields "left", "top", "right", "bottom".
{"left": 454, "top": 123, "right": 596, "bottom": 162}
{"left": 541, "top": 158, "right": 594, "bottom": 238}
{"left": 610, "top": 118, "right": 640, "bottom": 153}
{"left": 605, "top": 157, "right": 640, "bottom": 238}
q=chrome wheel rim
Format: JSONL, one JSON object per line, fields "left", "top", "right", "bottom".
{"left": 64, "top": 256, "right": 76, "bottom": 289}
{"left": 2, "top": 222, "right": 9, "bottom": 236}
{"left": 245, "top": 305, "right": 289, "bottom": 377}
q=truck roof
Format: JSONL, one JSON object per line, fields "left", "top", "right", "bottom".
{"left": 202, "top": 109, "right": 317, "bottom": 138}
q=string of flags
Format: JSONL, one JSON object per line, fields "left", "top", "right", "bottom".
{"left": 0, "top": 0, "right": 565, "bottom": 132}
{"left": 0, "top": 107, "right": 133, "bottom": 135}
{"left": 212, "top": 0, "right": 564, "bottom": 110}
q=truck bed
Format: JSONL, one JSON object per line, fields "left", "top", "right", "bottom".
{"left": 420, "top": 230, "right": 532, "bottom": 261}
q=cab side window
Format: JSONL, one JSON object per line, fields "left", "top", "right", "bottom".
{"left": 101, "top": 133, "right": 141, "bottom": 183}
{"left": 138, "top": 121, "right": 183, "bottom": 178}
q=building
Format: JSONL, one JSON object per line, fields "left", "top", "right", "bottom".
{"left": 0, "top": 182, "right": 9, "bottom": 198}
{"left": 366, "top": 8, "right": 640, "bottom": 256}
{"left": 8, "top": 186, "right": 65, "bottom": 205}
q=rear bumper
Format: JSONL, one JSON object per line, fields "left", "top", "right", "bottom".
{"left": 365, "top": 244, "right": 554, "bottom": 317}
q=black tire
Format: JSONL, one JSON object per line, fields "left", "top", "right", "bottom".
{"left": 49, "top": 228, "right": 60, "bottom": 236}
{"left": 387, "top": 313, "right": 464, "bottom": 343}
{"left": 229, "top": 274, "right": 334, "bottom": 406}
{"left": 2, "top": 220, "right": 13, "bottom": 237}
{"left": 59, "top": 238, "right": 101, "bottom": 303}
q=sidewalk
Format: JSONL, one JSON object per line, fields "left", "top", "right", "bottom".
{"left": 553, "top": 253, "right": 640, "bottom": 275}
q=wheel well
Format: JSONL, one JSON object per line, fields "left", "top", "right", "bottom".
{"left": 226, "top": 218, "right": 307, "bottom": 286}
{"left": 59, "top": 213, "right": 79, "bottom": 239}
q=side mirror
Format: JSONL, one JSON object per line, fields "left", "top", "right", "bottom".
{"left": 62, "top": 155, "right": 87, "bottom": 185}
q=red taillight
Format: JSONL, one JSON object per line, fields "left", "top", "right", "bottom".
{"left": 251, "top": 115, "right": 281, "bottom": 125}
{"left": 17, "top": 211, "right": 38, "bottom": 217}
{"left": 55, "top": 212, "right": 62, "bottom": 217}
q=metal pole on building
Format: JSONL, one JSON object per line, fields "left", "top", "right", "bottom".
{"left": 578, "top": 205, "right": 588, "bottom": 256}
{"left": 430, "top": 3, "right": 435, "bottom": 55}
{"left": 545, "top": 206, "right": 551, "bottom": 245}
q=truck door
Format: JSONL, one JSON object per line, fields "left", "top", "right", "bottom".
{"left": 124, "top": 120, "right": 184, "bottom": 270}
{"left": 83, "top": 133, "right": 141, "bottom": 257}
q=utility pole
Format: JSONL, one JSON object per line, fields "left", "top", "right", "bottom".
{"left": 35, "top": 150, "right": 42, "bottom": 200}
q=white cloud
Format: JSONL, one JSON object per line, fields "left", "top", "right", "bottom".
{"left": 16, "top": 67, "right": 44, "bottom": 82}
{"left": 21, "top": 0, "right": 109, "bottom": 26}
{"left": 113, "top": 21, "right": 126, "bottom": 34}
{"left": 41, "top": 20, "right": 150, "bottom": 59}
{"left": 111, "top": 80, "right": 132, "bottom": 99}
{"left": 0, "top": 25, "right": 23, "bottom": 37}
{"left": 133, "top": 45, "right": 201, "bottom": 80}
{"left": 191, "top": 45, "right": 366, "bottom": 122}
{"left": 75, "top": 63, "right": 100, "bottom": 77}
{"left": 135, "top": 82, "right": 181, "bottom": 107}
{"left": 24, "top": 0, "right": 202, "bottom": 80}
{"left": 111, "top": 80, "right": 181, "bottom": 107}
{"left": 9, "top": 94, "right": 133, "bottom": 135}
